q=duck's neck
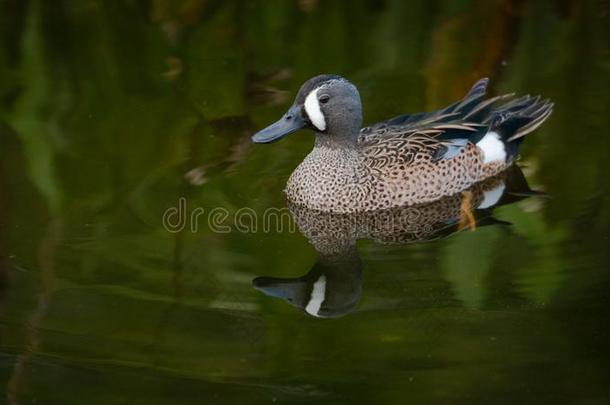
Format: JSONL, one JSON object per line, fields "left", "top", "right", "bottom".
{"left": 313, "top": 129, "right": 359, "bottom": 150}
{"left": 287, "top": 130, "right": 362, "bottom": 211}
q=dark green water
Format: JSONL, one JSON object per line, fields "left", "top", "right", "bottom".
{"left": 1, "top": 1, "right": 609, "bottom": 404}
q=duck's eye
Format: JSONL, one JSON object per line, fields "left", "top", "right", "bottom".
{"left": 319, "top": 94, "right": 330, "bottom": 104}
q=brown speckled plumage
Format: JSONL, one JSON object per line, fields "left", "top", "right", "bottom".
{"left": 253, "top": 75, "right": 553, "bottom": 213}
{"left": 289, "top": 166, "right": 538, "bottom": 255}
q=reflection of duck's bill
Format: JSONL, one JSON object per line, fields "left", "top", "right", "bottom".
{"left": 252, "top": 274, "right": 330, "bottom": 318}
{"left": 252, "top": 276, "right": 299, "bottom": 300}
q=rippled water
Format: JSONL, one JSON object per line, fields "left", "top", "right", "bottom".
{"left": 1, "top": 1, "right": 609, "bottom": 404}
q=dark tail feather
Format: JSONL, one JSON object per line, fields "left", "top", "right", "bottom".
{"left": 490, "top": 96, "right": 554, "bottom": 159}
{"left": 443, "top": 77, "right": 490, "bottom": 115}
{"left": 467, "top": 77, "right": 490, "bottom": 97}
{"left": 492, "top": 96, "right": 554, "bottom": 139}
{"left": 494, "top": 116, "right": 534, "bottom": 159}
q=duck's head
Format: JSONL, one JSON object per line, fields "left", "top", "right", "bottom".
{"left": 252, "top": 74, "right": 362, "bottom": 144}
{"left": 252, "top": 246, "right": 363, "bottom": 318}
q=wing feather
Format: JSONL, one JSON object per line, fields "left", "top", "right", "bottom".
{"left": 358, "top": 78, "right": 552, "bottom": 166}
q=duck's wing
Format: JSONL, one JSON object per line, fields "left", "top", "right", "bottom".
{"left": 358, "top": 78, "right": 494, "bottom": 163}
{"left": 358, "top": 77, "right": 552, "bottom": 163}
{"left": 359, "top": 121, "right": 484, "bottom": 165}
{"left": 360, "top": 78, "right": 496, "bottom": 136}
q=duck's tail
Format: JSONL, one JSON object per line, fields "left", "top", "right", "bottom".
{"left": 455, "top": 78, "right": 553, "bottom": 163}
{"left": 490, "top": 95, "right": 554, "bottom": 160}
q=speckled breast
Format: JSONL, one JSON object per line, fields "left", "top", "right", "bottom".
{"left": 286, "top": 144, "right": 509, "bottom": 213}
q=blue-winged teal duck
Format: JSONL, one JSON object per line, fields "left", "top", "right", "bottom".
{"left": 252, "top": 75, "right": 552, "bottom": 213}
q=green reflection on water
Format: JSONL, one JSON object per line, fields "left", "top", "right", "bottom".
{"left": 1, "top": 0, "right": 609, "bottom": 404}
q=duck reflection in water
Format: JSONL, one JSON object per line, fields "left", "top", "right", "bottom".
{"left": 253, "top": 165, "right": 544, "bottom": 318}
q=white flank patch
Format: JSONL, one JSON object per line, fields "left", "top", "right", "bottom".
{"left": 304, "top": 88, "right": 326, "bottom": 131}
{"left": 305, "top": 275, "right": 327, "bottom": 317}
{"left": 476, "top": 131, "right": 506, "bottom": 164}
{"left": 478, "top": 183, "right": 506, "bottom": 209}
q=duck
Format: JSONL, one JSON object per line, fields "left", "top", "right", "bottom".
{"left": 252, "top": 165, "right": 543, "bottom": 318}
{"left": 251, "top": 74, "right": 552, "bottom": 213}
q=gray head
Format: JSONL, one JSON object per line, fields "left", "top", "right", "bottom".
{"left": 251, "top": 74, "right": 363, "bottom": 145}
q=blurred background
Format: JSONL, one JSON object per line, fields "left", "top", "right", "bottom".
{"left": 1, "top": 0, "right": 609, "bottom": 403}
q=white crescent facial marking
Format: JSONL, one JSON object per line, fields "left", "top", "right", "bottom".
{"left": 304, "top": 87, "right": 326, "bottom": 131}
{"left": 478, "top": 183, "right": 506, "bottom": 209}
{"left": 305, "top": 275, "right": 327, "bottom": 317}
{"left": 476, "top": 131, "right": 506, "bottom": 164}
